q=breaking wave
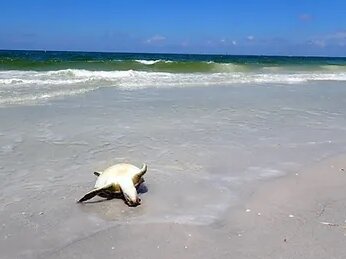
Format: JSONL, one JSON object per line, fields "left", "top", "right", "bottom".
{"left": 1, "top": 50, "right": 346, "bottom": 106}
{"left": 1, "top": 68, "right": 346, "bottom": 106}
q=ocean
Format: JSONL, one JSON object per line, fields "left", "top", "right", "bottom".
{"left": 1, "top": 50, "right": 346, "bottom": 106}
{"left": 1, "top": 50, "right": 346, "bottom": 257}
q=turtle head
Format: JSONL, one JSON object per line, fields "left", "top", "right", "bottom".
{"left": 121, "top": 180, "right": 141, "bottom": 207}
{"left": 123, "top": 192, "right": 141, "bottom": 207}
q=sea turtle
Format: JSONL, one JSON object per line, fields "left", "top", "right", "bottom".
{"left": 78, "top": 163, "right": 147, "bottom": 206}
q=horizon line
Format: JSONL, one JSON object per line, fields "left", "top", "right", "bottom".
{"left": 0, "top": 48, "right": 345, "bottom": 59}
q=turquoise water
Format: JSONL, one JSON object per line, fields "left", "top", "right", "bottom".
{"left": 1, "top": 50, "right": 346, "bottom": 106}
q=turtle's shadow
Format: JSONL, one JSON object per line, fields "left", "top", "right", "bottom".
{"left": 137, "top": 183, "right": 148, "bottom": 194}
{"left": 80, "top": 183, "right": 148, "bottom": 204}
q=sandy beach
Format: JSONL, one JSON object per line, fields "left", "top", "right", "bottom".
{"left": 46, "top": 153, "right": 346, "bottom": 259}
{"left": 225, "top": 153, "right": 346, "bottom": 259}
{"left": 1, "top": 80, "right": 346, "bottom": 258}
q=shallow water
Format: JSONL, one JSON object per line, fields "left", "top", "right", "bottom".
{"left": 1, "top": 81, "right": 346, "bottom": 257}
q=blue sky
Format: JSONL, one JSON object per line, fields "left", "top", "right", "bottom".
{"left": 0, "top": 0, "right": 345, "bottom": 56}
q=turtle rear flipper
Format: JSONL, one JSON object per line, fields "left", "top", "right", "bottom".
{"left": 78, "top": 183, "right": 114, "bottom": 203}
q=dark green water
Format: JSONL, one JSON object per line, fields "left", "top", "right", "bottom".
{"left": 1, "top": 50, "right": 346, "bottom": 106}
{"left": 1, "top": 50, "right": 346, "bottom": 72}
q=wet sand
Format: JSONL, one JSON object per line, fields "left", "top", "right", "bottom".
{"left": 44, "top": 153, "right": 346, "bottom": 259}
{"left": 227, "top": 153, "right": 346, "bottom": 259}
{"left": 1, "top": 83, "right": 346, "bottom": 258}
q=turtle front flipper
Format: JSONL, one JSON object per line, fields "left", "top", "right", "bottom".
{"left": 78, "top": 183, "right": 114, "bottom": 203}
{"left": 132, "top": 163, "right": 147, "bottom": 186}
{"left": 93, "top": 171, "right": 102, "bottom": 177}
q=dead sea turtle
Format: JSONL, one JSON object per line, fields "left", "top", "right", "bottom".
{"left": 78, "top": 163, "right": 147, "bottom": 206}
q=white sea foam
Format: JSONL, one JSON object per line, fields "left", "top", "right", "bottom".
{"left": 1, "top": 69, "right": 346, "bottom": 105}
{"left": 135, "top": 59, "right": 172, "bottom": 65}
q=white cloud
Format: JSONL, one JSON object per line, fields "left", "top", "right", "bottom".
{"left": 206, "top": 40, "right": 213, "bottom": 45}
{"left": 307, "top": 30, "right": 346, "bottom": 48}
{"left": 326, "top": 31, "right": 346, "bottom": 47}
{"left": 219, "top": 38, "right": 237, "bottom": 46}
{"left": 327, "top": 31, "right": 346, "bottom": 40}
{"left": 145, "top": 35, "right": 166, "bottom": 44}
{"left": 308, "top": 39, "right": 326, "bottom": 48}
{"left": 247, "top": 35, "right": 254, "bottom": 41}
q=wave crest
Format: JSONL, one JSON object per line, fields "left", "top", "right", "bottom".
{"left": 1, "top": 69, "right": 346, "bottom": 106}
